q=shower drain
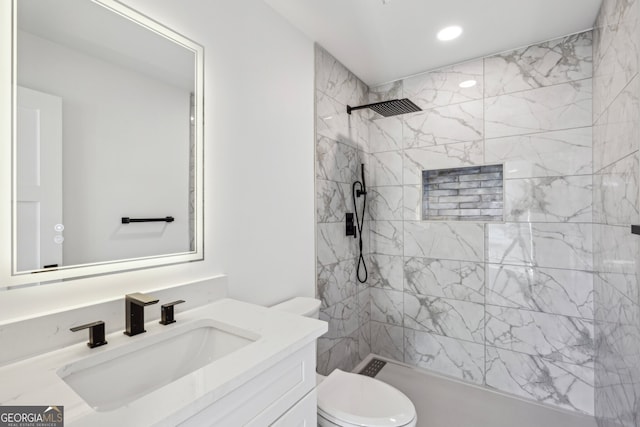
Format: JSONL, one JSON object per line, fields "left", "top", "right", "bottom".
{"left": 359, "top": 358, "right": 387, "bottom": 378}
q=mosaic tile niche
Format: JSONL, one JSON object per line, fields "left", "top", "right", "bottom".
{"left": 422, "top": 165, "right": 504, "bottom": 221}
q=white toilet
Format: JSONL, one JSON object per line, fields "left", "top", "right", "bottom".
{"left": 272, "top": 297, "right": 417, "bottom": 427}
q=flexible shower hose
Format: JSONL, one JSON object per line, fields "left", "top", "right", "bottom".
{"left": 352, "top": 180, "right": 368, "bottom": 283}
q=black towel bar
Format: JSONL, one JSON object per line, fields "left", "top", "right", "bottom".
{"left": 122, "top": 216, "right": 174, "bottom": 224}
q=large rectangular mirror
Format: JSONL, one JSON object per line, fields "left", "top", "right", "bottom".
{"left": 2, "top": 0, "right": 204, "bottom": 288}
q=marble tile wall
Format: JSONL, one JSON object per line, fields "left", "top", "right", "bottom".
{"left": 592, "top": 0, "right": 640, "bottom": 426}
{"left": 368, "top": 31, "right": 596, "bottom": 415}
{"left": 315, "top": 45, "right": 371, "bottom": 375}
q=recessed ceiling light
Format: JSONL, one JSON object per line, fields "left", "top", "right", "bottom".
{"left": 459, "top": 79, "right": 477, "bottom": 88}
{"left": 437, "top": 25, "right": 463, "bottom": 41}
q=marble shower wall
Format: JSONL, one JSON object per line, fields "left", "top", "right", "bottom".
{"left": 593, "top": 0, "right": 640, "bottom": 426}
{"left": 315, "top": 45, "right": 371, "bottom": 375}
{"left": 368, "top": 32, "right": 595, "bottom": 414}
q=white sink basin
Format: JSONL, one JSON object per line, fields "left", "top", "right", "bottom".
{"left": 57, "top": 319, "right": 259, "bottom": 412}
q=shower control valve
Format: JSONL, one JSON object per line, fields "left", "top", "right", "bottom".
{"left": 346, "top": 213, "right": 356, "bottom": 238}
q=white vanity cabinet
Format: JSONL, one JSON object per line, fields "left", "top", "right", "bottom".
{"left": 176, "top": 342, "right": 318, "bottom": 427}
{"left": 0, "top": 298, "right": 327, "bottom": 427}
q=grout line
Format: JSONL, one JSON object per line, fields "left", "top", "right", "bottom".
{"left": 483, "top": 44, "right": 488, "bottom": 381}
{"left": 484, "top": 76, "right": 593, "bottom": 99}
{"left": 502, "top": 174, "right": 594, "bottom": 180}
{"left": 484, "top": 124, "right": 593, "bottom": 142}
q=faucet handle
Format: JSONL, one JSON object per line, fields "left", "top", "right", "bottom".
{"left": 160, "top": 300, "right": 186, "bottom": 325}
{"left": 70, "top": 320, "right": 108, "bottom": 348}
{"left": 125, "top": 292, "right": 159, "bottom": 306}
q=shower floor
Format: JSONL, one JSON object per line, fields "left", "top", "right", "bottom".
{"left": 355, "top": 356, "right": 597, "bottom": 427}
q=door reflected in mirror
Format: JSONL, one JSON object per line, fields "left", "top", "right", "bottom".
{"left": 10, "top": 0, "right": 203, "bottom": 281}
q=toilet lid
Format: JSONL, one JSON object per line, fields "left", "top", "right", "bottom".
{"left": 317, "top": 369, "right": 416, "bottom": 427}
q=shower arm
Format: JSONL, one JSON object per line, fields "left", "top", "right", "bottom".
{"left": 347, "top": 101, "right": 387, "bottom": 115}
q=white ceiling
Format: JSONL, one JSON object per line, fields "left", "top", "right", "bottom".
{"left": 265, "top": 0, "right": 603, "bottom": 86}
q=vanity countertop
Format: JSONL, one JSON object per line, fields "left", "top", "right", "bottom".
{"left": 0, "top": 298, "right": 327, "bottom": 426}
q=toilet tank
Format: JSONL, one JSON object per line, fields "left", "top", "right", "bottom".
{"left": 271, "top": 297, "right": 321, "bottom": 319}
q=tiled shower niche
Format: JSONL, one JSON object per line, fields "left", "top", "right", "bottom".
{"left": 422, "top": 165, "right": 504, "bottom": 221}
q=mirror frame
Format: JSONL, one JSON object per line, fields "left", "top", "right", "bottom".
{"left": 0, "top": 0, "right": 205, "bottom": 288}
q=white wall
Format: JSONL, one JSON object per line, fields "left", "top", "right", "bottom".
{"left": 120, "top": 0, "right": 317, "bottom": 306}
{"left": 0, "top": 0, "right": 315, "bottom": 320}
{"left": 18, "top": 30, "right": 191, "bottom": 266}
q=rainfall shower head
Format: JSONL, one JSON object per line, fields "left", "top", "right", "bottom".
{"left": 347, "top": 99, "right": 422, "bottom": 117}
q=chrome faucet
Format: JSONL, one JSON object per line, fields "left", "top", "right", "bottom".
{"left": 124, "top": 293, "right": 159, "bottom": 336}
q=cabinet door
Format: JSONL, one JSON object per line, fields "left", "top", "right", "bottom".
{"left": 175, "top": 344, "right": 316, "bottom": 427}
{"left": 271, "top": 389, "right": 317, "bottom": 427}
